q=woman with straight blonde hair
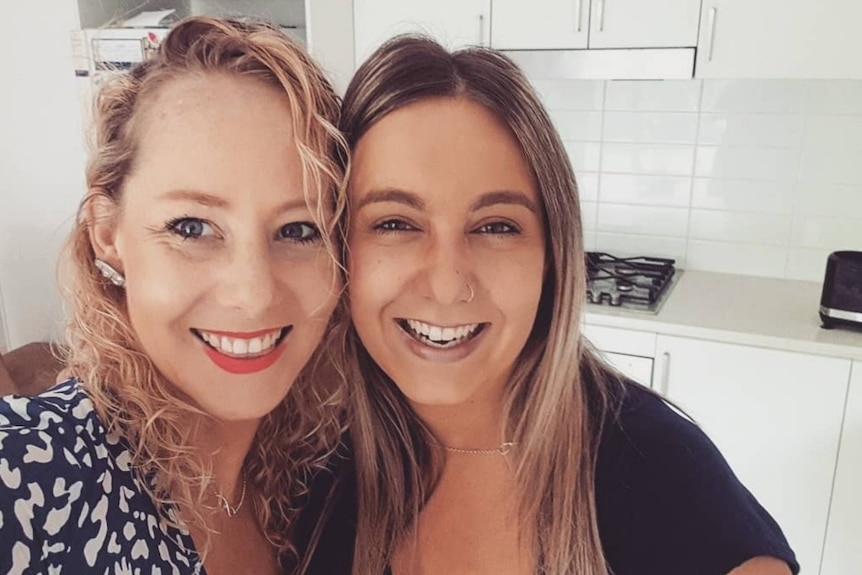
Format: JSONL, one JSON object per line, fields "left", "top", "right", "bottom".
{"left": 0, "top": 17, "right": 346, "bottom": 574}
{"left": 296, "top": 35, "right": 799, "bottom": 575}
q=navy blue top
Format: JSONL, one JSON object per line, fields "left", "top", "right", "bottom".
{"left": 0, "top": 379, "right": 205, "bottom": 574}
{"left": 292, "top": 382, "right": 799, "bottom": 575}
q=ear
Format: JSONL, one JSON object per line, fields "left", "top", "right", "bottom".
{"left": 86, "top": 193, "right": 124, "bottom": 272}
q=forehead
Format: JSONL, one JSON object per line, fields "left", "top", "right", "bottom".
{"left": 125, "top": 73, "right": 304, "bottom": 207}
{"left": 350, "top": 97, "right": 539, "bottom": 207}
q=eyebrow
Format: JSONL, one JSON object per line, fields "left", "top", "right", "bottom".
{"left": 470, "top": 190, "right": 538, "bottom": 214}
{"left": 355, "top": 188, "right": 426, "bottom": 211}
{"left": 356, "top": 187, "right": 537, "bottom": 213}
{"left": 158, "top": 189, "right": 312, "bottom": 213}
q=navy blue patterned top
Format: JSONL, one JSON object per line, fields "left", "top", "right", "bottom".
{"left": 0, "top": 379, "right": 205, "bottom": 574}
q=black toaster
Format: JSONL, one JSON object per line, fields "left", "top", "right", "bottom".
{"left": 820, "top": 251, "right": 862, "bottom": 330}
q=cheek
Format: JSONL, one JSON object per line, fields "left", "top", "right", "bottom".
{"left": 282, "top": 254, "right": 340, "bottom": 319}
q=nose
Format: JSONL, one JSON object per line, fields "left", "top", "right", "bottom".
{"left": 420, "top": 236, "right": 473, "bottom": 306}
{"left": 216, "top": 242, "right": 279, "bottom": 319}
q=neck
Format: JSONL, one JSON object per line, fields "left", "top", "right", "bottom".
{"left": 189, "top": 416, "right": 261, "bottom": 501}
{"left": 411, "top": 385, "right": 508, "bottom": 451}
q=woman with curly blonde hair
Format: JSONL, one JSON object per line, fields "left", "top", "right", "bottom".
{"left": 0, "top": 16, "right": 346, "bottom": 574}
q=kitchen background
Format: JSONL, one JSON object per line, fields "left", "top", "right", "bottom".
{"left": 1, "top": 3, "right": 861, "bottom": 574}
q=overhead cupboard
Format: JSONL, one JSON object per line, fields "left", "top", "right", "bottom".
{"left": 353, "top": 0, "right": 862, "bottom": 79}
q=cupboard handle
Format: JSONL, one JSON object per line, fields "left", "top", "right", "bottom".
{"left": 575, "top": 0, "right": 583, "bottom": 32}
{"left": 478, "top": 13, "right": 486, "bottom": 46}
{"left": 706, "top": 6, "right": 717, "bottom": 61}
{"left": 658, "top": 351, "right": 671, "bottom": 396}
{"left": 597, "top": 0, "right": 606, "bottom": 32}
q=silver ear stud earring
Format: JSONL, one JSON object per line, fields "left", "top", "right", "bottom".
{"left": 94, "top": 259, "right": 126, "bottom": 288}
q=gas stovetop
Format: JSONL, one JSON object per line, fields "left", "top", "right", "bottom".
{"left": 585, "top": 252, "right": 679, "bottom": 313}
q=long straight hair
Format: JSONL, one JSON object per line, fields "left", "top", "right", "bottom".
{"left": 336, "top": 35, "right": 621, "bottom": 575}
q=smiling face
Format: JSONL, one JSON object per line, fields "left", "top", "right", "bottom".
{"left": 348, "top": 97, "right": 546, "bottom": 408}
{"left": 92, "top": 73, "right": 339, "bottom": 421}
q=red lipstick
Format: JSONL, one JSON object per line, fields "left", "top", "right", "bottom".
{"left": 199, "top": 328, "right": 290, "bottom": 374}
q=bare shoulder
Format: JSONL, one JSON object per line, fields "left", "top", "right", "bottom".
{"left": 728, "top": 556, "right": 793, "bottom": 575}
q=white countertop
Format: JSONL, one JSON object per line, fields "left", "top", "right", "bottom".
{"left": 584, "top": 270, "right": 862, "bottom": 361}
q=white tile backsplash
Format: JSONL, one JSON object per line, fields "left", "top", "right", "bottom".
{"left": 701, "top": 80, "right": 809, "bottom": 114}
{"left": 577, "top": 173, "right": 600, "bottom": 202}
{"left": 692, "top": 179, "right": 793, "bottom": 214}
{"left": 697, "top": 113, "right": 805, "bottom": 148}
{"left": 533, "top": 79, "right": 604, "bottom": 111}
{"left": 597, "top": 204, "right": 689, "bottom": 237}
{"left": 604, "top": 80, "right": 701, "bottom": 112}
{"left": 686, "top": 241, "right": 788, "bottom": 277}
{"left": 602, "top": 112, "right": 698, "bottom": 144}
{"left": 542, "top": 78, "right": 862, "bottom": 280}
{"left": 602, "top": 143, "right": 695, "bottom": 176}
{"left": 689, "top": 210, "right": 792, "bottom": 246}
{"left": 600, "top": 174, "right": 691, "bottom": 207}
{"left": 695, "top": 146, "right": 799, "bottom": 181}
{"left": 550, "top": 110, "right": 603, "bottom": 141}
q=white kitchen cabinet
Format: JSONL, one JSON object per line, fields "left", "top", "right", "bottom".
{"left": 353, "top": 0, "right": 490, "bottom": 66}
{"left": 582, "top": 324, "right": 656, "bottom": 387}
{"left": 492, "top": 0, "right": 700, "bottom": 50}
{"left": 654, "top": 335, "right": 851, "bottom": 575}
{"left": 821, "top": 360, "right": 862, "bottom": 575}
{"left": 696, "top": 0, "right": 862, "bottom": 79}
{"left": 491, "top": 0, "right": 588, "bottom": 50}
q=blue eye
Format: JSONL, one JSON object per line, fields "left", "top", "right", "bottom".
{"left": 167, "top": 217, "right": 214, "bottom": 239}
{"left": 279, "top": 222, "right": 321, "bottom": 243}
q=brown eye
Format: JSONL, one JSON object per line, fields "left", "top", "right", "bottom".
{"left": 476, "top": 222, "right": 518, "bottom": 234}
{"left": 375, "top": 219, "right": 416, "bottom": 232}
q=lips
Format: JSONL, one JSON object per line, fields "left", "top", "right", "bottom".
{"left": 192, "top": 326, "right": 292, "bottom": 374}
{"left": 398, "top": 319, "right": 486, "bottom": 349}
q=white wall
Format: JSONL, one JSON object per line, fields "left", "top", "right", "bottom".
{"left": 528, "top": 77, "right": 862, "bottom": 281}
{"left": 0, "top": 2, "right": 87, "bottom": 349}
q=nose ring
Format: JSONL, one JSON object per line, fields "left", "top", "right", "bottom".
{"left": 464, "top": 283, "right": 474, "bottom": 303}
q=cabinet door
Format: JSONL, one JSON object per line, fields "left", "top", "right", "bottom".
{"left": 588, "top": 0, "right": 701, "bottom": 48}
{"left": 696, "top": 0, "right": 862, "bottom": 78}
{"left": 655, "top": 335, "right": 850, "bottom": 574}
{"left": 821, "top": 360, "right": 862, "bottom": 575}
{"left": 353, "top": 0, "right": 490, "bottom": 66}
{"left": 492, "top": 0, "right": 588, "bottom": 50}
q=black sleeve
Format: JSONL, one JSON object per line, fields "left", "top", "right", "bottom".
{"left": 285, "top": 444, "right": 357, "bottom": 575}
{"left": 596, "top": 383, "right": 799, "bottom": 575}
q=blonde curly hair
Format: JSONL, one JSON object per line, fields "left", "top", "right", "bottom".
{"left": 61, "top": 16, "right": 348, "bottom": 563}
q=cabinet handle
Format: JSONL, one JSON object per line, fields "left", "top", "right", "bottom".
{"left": 597, "top": 0, "right": 606, "bottom": 32}
{"left": 706, "top": 6, "right": 717, "bottom": 61}
{"left": 658, "top": 351, "right": 671, "bottom": 396}
{"left": 575, "top": 0, "right": 583, "bottom": 32}
{"left": 478, "top": 13, "right": 486, "bottom": 46}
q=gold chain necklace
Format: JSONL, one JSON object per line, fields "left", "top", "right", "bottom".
{"left": 441, "top": 441, "right": 516, "bottom": 456}
{"left": 215, "top": 477, "right": 247, "bottom": 518}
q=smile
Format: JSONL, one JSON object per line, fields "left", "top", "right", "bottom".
{"left": 193, "top": 327, "right": 290, "bottom": 358}
{"left": 398, "top": 319, "right": 486, "bottom": 349}
{"left": 193, "top": 326, "right": 292, "bottom": 375}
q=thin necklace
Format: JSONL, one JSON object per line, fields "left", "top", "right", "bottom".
{"left": 441, "top": 441, "right": 516, "bottom": 456}
{"left": 215, "top": 477, "right": 247, "bottom": 518}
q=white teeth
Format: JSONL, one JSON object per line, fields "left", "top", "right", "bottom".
{"left": 248, "top": 338, "right": 262, "bottom": 354}
{"left": 232, "top": 339, "right": 248, "bottom": 355}
{"left": 404, "top": 319, "right": 481, "bottom": 347}
{"left": 220, "top": 337, "right": 233, "bottom": 354}
{"left": 197, "top": 328, "right": 284, "bottom": 358}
